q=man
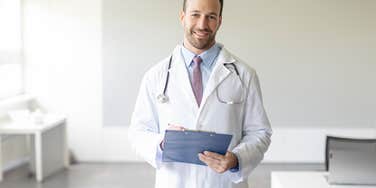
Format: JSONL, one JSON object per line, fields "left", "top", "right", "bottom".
{"left": 128, "top": 0, "right": 272, "bottom": 187}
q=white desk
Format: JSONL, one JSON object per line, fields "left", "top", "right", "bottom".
{"left": 272, "top": 171, "right": 376, "bottom": 188}
{"left": 0, "top": 115, "right": 69, "bottom": 182}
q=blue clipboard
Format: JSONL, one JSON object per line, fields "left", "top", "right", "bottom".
{"left": 162, "top": 130, "right": 233, "bottom": 166}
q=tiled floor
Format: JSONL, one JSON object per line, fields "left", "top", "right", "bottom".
{"left": 0, "top": 163, "right": 324, "bottom": 188}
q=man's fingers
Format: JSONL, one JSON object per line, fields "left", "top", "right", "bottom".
{"left": 198, "top": 154, "right": 222, "bottom": 171}
{"left": 167, "top": 124, "right": 185, "bottom": 131}
{"left": 199, "top": 151, "right": 238, "bottom": 173}
{"left": 198, "top": 153, "right": 227, "bottom": 173}
{"left": 199, "top": 153, "right": 220, "bottom": 163}
{"left": 203, "top": 151, "right": 225, "bottom": 161}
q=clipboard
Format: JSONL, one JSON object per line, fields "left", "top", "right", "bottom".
{"left": 162, "top": 130, "right": 233, "bottom": 166}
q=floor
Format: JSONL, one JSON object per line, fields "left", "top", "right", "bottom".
{"left": 0, "top": 163, "right": 325, "bottom": 188}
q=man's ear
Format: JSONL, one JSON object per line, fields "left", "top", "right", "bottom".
{"left": 179, "top": 10, "right": 185, "bottom": 26}
{"left": 218, "top": 16, "right": 222, "bottom": 29}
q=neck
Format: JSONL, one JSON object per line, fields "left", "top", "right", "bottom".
{"left": 183, "top": 39, "right": 215, "bottom": 55}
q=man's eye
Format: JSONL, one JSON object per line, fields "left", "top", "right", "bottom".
{"left": 191, "top": 14, "right": 199, "bottom": 17}
{"left": 209, "top": 15, "right": 217, "bottom": 20}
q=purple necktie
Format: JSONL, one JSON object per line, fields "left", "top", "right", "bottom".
{"left": 192, "top": 56, "right": 203, "bottom": 106}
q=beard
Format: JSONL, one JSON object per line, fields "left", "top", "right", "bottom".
{"left": 185, "top": 27, "right": 217, "bottom": 50}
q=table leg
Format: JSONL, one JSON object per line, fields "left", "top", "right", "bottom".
{"left": 0, "top": 136, "right": 3, "bottom": 182}
{"left": 63, "top": 122, "right": 69, "bottom": 168}
{"left": 35, "top": 133, "right": 43, "bottom": 182}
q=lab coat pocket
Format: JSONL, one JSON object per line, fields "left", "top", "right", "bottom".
{"left": 216, "top": 74, "right": 245, "bottom": 105}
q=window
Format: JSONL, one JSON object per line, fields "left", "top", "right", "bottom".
{"left": 0, "top": 0, "right": 24, "bottom": 99}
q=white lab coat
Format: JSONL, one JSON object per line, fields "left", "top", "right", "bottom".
{"left": 128, "top": 44, "right": 272, "bottom": 188}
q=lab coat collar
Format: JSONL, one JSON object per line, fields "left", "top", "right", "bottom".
{"left": 170, "top": 44, "right": 237, "bottom": 112}
{"left": 200, "top": 44, "right": 236, "bottom": 110}
{"left": 170, "top": 45, "right": 201, "bottom": 112}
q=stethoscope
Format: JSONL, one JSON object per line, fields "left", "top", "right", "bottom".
{"left": 157, "top": 55, "right": 246, "bottom": 104}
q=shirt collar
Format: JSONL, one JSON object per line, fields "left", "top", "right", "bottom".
{"left": 180, "top": 43, "right": 222, "bottom": 68}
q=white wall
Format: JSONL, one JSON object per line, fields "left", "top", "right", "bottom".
{"left": 23, "top": 0, "right": 111, "bottom": 161}
{"left": 102, "top": 0, "right": 183, "bottom": 127}
{"left": 19, "top": 0, "right": 376, "bottom": 163}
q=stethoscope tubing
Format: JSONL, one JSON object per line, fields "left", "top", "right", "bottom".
{"left": 162, "top": 55, "right": 173, "bottom": 95}
{"left": 158, "top": 55, "right": 241, "bottom": 104}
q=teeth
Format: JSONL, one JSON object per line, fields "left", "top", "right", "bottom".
{"left": 194, "top": 31, "right": 208, "bottom": 37}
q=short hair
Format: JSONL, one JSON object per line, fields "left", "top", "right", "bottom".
{"left": 183, "top": 0, "right": 224, "bottom": 16}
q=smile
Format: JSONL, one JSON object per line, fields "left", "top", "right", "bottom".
{"left": 193, "top": 31, "right": 210, "bottom": 39}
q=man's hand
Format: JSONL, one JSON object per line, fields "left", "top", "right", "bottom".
{"left": 166, "top": 124, "right": 185, "bottom": 131}
{"left": 160, "top": 124, "right": 185, "bottom": 150}
{"left": 198, "top": 151, "right": 238, "bottom": 174}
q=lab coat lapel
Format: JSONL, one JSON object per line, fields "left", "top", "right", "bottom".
{"left": 170, "top": 45, "right": 199, "bottom": 110}
{"left": 200, "top": 48, "right": 236, "bottom": 109}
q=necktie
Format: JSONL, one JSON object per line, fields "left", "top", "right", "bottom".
{"left": 192, "top": 56, "right": 203, "bottom": 106}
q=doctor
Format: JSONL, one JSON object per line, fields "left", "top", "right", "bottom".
{"left": 128, "top": 0, "right": 272, "bottom": 187}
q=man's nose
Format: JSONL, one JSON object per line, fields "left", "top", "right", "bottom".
{"left": 197, "top": 16, "right": 209, "bottom": 30}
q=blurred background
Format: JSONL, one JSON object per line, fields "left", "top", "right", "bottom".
{"left": 0, "top": 0, "right": 375, "bottom": 187}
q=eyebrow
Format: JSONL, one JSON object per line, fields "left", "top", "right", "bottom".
{"left": 189, "top": 10, "right": 218, "bottom": 16}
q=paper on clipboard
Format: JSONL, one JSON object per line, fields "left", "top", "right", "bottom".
{"left": 162, "top": 130, "right": 233, "bottom": 166}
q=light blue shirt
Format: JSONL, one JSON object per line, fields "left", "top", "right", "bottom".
{"left": 180, "top": 43, "right": 222, "bottom": 91}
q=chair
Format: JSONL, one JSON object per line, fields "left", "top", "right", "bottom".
{"left": 325, "top": 135, "right": 376, "bottom": 185}
{"left": 325, "top": 136, "right": 376, "bottom": 171}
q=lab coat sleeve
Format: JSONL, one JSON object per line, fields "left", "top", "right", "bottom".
{"left": 229, "top": 71, "right": 272, "bottom": 183}
{"left": 128, "top": 72, "right": 164, "bottom": 169}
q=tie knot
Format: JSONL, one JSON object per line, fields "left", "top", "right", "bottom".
{"left": 193, "top": 56, "right": 202, "bottom": 65}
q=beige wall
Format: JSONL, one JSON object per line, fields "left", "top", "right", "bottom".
{"left": 220, "top": 1, "right": 376, "bottom": 126}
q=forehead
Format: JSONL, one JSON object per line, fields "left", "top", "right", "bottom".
{"left": 185, "top": 0, "right": 221, "bottom": 14}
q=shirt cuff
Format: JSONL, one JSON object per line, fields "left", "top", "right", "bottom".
{"left": 229, "top": 162, "right": 239, "bottom": 172}
{"left": 155, "top": 136, "right": 164, "bottom": 162}
{"left": 229, "top": 152, "right": 240, "bottom": 172}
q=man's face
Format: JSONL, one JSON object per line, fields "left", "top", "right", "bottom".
{"left": 180, "top": 0, "right": 222, "bottom": 52}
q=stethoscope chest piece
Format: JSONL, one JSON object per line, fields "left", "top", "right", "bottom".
{"left": 157, "top": 94, "right": 169, "bottom": 103}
